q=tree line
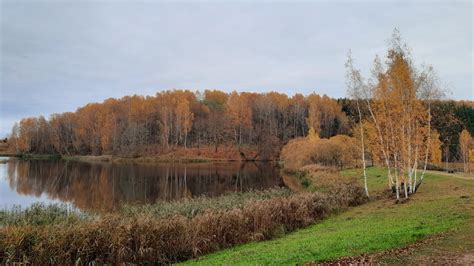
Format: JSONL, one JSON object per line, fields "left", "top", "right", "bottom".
{"left": 8, "top": 92, "right": 473, "bottom": 162}
{"left": 7, "top": 93, "right": 473, "bottom": 162}
{"left": 8, "top": 90, "right": 350, "bottom": 158}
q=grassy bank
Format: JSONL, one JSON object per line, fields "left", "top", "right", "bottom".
{"left": 3, "top": 167, "right": 469, "bottom": 264}
{"left": 181, "top": 168, "right": 473, "bottom": 265}
{"left": 0, "top": 182, "right": 365, "bottom": 264}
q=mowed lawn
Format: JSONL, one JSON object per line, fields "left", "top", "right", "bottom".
{"left": 181, "top": 168, "right": 474, "bottom": 265}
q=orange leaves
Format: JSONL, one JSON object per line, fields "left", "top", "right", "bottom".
{"left": 307, "top": 127, "right": 319, "bottom": 141}
{"left": 306, "top": 94, "right": 349, "bottom": 138}
{"left": 460, "top": 129, "right": 473, "bottom": 171}
{"left": 155, "top": 90, "right": 198, "bottom": 147}
{"left": 227, "top": 92, "right": 252, "bottom": 145}
{"left": 17, "top": 117, "right": 36, "bottom": 152}
{"left": 430, "top": 130, "right": 442, "bottom": 164}
{"left": 10, "top": 88, "right": 350, "bottom": 157}
{"left": 367, "top": 36, "right": 433, "bottom": 174}
{"left": 460, "top": 129, "right": 472, "bottom": 154}
{"left": 346, "top": 29, "right": 448, "bottom": 198}
{"left": 281, "top": 134, "right": 361, "bottom": 172}
{"left": 227, "top": 92, "right": 252, "bottom": 129}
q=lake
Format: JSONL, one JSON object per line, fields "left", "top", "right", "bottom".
{"left": 0, "top": 158, "right": 283, "bottom": 212}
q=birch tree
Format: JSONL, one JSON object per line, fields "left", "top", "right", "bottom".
{"left": 345, "top": 51, "right": 369, "bottom": 197}
{"left": 347, "top": 29, "right": 446, "bottom": 200}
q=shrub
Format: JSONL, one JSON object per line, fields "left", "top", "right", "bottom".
{"left": 281, "top": 135, "right": 361, "bottom": 172}
{"left": 280, "top": 138, "right": 318, "bottom": 172}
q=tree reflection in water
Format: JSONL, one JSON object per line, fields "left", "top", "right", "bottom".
{"left": 4, "top": 160, "right": 283, "bottom": 213}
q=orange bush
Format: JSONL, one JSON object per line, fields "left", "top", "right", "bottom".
{"left": 281, "top": 135, "right": 361, "bottom": 172}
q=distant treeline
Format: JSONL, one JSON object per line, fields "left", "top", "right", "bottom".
{"left": 7, "top": 90, "right": 474, "bottom": 161}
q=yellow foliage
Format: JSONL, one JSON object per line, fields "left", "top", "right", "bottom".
{"left": 460, "top": 130, "right": 472, "bottom": 157}
{"left": 306, "top": 94, "right": 349, "bottom": 138}
{"left": 430, "top": 130, "right": 442, "bottom": 164}
{"left": 460, "top": 129, "right": 472, "bottom": 171}
{"left": 307, "top": 127, "right": 319, "bottom": 141}
{"left": 281, "top": 134, "right": 360, "bottom": 172}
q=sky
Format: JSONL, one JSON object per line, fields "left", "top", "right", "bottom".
{"left": 0, "top": 1, "right": 473, "bottom": 138}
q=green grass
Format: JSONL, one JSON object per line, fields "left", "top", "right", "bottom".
{"left": 291, "top": 171, "right": 312, "bottom": 189}
{"left": 341, "top": 166, "right": 389, "bottom": 192}
{"left": 181, "top": 168, "right": 474, "bottom": 265}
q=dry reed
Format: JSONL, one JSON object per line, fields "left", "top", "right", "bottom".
{"left": 0, "top": 181, "right": 366, "bottom": 264}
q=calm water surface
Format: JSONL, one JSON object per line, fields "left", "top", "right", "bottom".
{"left": 0, "top": 159, "right": 283, "bottom": 212}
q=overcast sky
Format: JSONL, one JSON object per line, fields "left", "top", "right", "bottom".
{"left": 0, "top": 1, "right": 472, "bottom": 137}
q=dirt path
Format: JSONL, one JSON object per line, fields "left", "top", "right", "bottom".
{"left": 425, "top": 170, "right": 474, "bottom": 180}
{"left": 321, "top": 235, "right": 445, "bottom": 265}
{"left": 325, "top": 236, "right": 474, "bottom": 265}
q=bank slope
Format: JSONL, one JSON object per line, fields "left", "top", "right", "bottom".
{"left": 181, "top": 170, "right": 473, "bottom": 265}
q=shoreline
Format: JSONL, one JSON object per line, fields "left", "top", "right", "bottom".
{"left": 1, "top": 154, "right": 278, "bottom": 164}
{"left": 0, "top": 144, "right": 281, "bottom": 163}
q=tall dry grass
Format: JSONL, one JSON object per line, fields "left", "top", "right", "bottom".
{"left": 0, "top": 203, "right": 89, "bottom": 226}
{"left": 122, "top": 187, "right": 293, "bottom": 219}
{"left": 0, "top": 181, "right": 366, "bottom": 264}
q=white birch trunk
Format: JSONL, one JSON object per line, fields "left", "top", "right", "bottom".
{"left": 356, "top": 100, "right": 369, "bottom": 197}
{"left": 419, "top": 104, "right": 432, "bottom": 190}
{"left": 365, "top": 99, "right": 394, "bottom": 188}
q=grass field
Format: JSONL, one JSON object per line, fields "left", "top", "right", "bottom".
{"left": 182, "top": 167, "right": 474, "bottom": 265}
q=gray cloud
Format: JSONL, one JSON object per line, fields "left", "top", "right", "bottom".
{"left": 0, "top": 1, "right": 472, "bottom": 137}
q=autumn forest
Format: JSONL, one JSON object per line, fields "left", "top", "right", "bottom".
{"left": 7, "top": 88, "right": 474, "bottom": 163}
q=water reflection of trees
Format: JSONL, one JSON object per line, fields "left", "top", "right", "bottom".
{"left": 5, "top": 160, "right": 283, "bottom": 212}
